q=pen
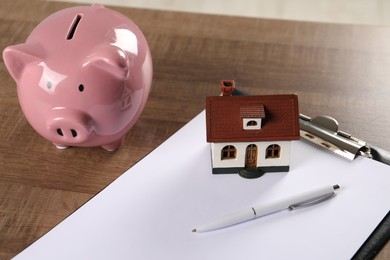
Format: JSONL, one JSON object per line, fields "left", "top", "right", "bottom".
{"left": 192, "top": 184, "right": 340, "bottom": 233}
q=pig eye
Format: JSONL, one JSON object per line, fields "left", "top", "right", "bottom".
{"left": 47, "top": 81, "right": 52, "bottom": 89}
{"left": 78, "top": 84, "right": 84, "bottom": 92}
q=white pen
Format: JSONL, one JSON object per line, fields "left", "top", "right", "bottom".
{"left": 192, "top": 184, "right": 340, "bottom": 233}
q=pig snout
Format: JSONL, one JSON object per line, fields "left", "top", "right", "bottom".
{"left": 46, "top": 108, "right": 94, "bottom": 144}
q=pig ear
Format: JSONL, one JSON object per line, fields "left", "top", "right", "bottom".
{"left": 3, "top": 44, "right": 43, "bottom": 83}
{"left": 87, "top": 47, "right": 128, "bottom": 80}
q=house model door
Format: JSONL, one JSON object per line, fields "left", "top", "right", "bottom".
{"left": 245, "top": 144, "right": 257, "bottom": 168}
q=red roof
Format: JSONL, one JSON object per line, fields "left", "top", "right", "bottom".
{"left": 206, "top": 94, "right": 300, "bottom": 142}
{"left": 240, "top": 104, "right": 265, "bottom": 118}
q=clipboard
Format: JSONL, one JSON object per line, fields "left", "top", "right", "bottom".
{"left": 300, "top": 113, "right": 390, "bottom": 259}
{"left": 354, "top": 211, "right": 390, "bottom": 259}
{"left": 14, "top": 111, "right": 390, "bottom": 260}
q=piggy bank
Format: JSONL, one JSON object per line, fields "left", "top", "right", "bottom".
{"left": 3, "top": 4, "right": 152, "bottom": 151}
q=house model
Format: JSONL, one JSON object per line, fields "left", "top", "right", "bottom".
{"left": 205, "top": 80, "right": 300, "bottom": 178}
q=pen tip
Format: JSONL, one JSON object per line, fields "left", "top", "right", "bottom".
{"left": 333, "top": 184, "right": 340, "bottom": 190}
{"left": 192, "top": 229, "right": 197, "bottom": 233}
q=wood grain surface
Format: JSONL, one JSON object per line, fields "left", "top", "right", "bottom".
{"left": 1, "top": 1, "right": 389, "bottom": 259}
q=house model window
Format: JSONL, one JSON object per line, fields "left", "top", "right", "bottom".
{"left": 266, "top": 144, "right": 281, "bottom": 158}
{"left": 221, "top": 145, "right": 237, "bottom": 160}
{"left": 241, "top": 104, "right": 265, "bottom": 130}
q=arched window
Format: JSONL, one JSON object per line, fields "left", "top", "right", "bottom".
{"left": 246, "top": 120, "right": 258, "bottom": 127}
{"left": 266, "top": 144, "right": 281, "bottom": 159}
{"left": 221, "top": 145, "right": 237, "bottom": 160}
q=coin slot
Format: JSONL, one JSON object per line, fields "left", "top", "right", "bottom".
{"left": 66, "top": 14, "right": 82, "bottom": 40}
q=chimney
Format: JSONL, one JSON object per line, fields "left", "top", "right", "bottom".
{"left": 220, "top": 80, "right": 235, "bottom": 96}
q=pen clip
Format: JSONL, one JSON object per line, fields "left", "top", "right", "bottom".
{"left": 288, "top": 192, "right": 336, "bottom": 210}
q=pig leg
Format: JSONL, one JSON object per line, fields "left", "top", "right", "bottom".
{"left": 101, "top": 137, "right": 125, "bottom": 151}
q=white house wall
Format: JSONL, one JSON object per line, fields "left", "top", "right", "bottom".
{"left": 211, "top": 141, "right": 291, "bottom": 169}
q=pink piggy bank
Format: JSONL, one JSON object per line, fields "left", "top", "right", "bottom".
{"left": 3, "top": 4, "right": 152, "bottom": 151}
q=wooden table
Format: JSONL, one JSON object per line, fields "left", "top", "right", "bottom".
{"left": 1, "top": 1, "right": 389, "bottom": 259}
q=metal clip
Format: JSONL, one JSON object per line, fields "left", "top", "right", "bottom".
{"left": 299, "top": 114, "right": 372, "bottom": 160}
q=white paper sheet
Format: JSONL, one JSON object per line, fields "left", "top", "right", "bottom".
{"left": 14, "top": 111, "right": 390, "bottom": 260}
